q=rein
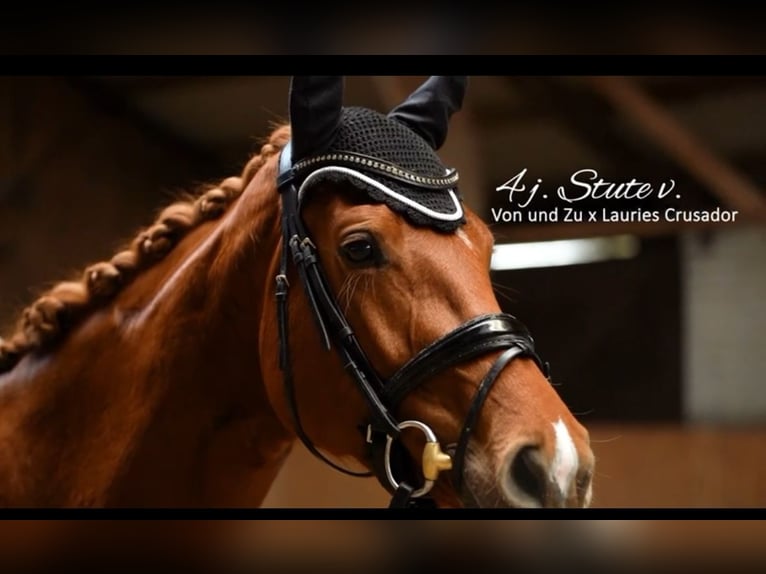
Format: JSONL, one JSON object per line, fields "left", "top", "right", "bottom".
{"left": 275, "top": 141, "right": 549, "bottom": 508}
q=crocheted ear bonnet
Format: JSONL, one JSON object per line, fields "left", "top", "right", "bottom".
{"left": 288, "top": 76, "right": 468, "bottom": 232}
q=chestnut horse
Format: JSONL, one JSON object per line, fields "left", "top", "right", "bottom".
{"left": 0, "top": 76, "right": 593, "bottom": 508}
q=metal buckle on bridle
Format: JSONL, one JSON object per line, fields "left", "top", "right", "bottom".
{"left": 275, "top": 273, "right": 290, "bottom": 292}
{"left": 382, "top": 420, "right": 453, "bottom": 499}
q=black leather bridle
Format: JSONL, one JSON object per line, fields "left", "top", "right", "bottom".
{"left": 275, "top": 142, "right": 549, "bottom": 508}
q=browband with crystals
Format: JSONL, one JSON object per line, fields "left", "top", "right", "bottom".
{"left": 297, "top": 165, "right": 465, "bottom": 223}
{"left": 294, "top": 151, "right": 459, "bottom": 190}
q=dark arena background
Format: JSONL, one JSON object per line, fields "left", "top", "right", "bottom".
{"left": 0, "top": 72, "right": 764, "bottom": 568}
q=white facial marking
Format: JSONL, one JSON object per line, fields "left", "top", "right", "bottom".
{"left": 551, "top": 418, "right": 579, "bottom": 498}
{"left": 456, "top": 228, "right": 475, "bottom": 251}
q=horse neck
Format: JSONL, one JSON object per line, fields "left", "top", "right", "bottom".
{"left": 0, "top": 174, "right": 294, "bottom": 506}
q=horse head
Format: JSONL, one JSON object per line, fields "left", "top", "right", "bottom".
{"left": 262, "top": 76, "right": 594, "bottom": 508}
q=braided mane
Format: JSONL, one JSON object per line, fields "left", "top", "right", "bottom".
{"left": 0, "top": 125, "right": 291, "bottom": 374}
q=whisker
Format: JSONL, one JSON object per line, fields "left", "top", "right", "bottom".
{"left": 588, "top": 435, "right": 623, "bottom": 444}
{"left": 492, "top": 287, "right": 515, "bottom": 305}
{"left": 364, "top": 274, "right": 375, "bottom": 301}
{"left": 369, "top": 273, "right": 378, "bottom": 302}
{"left": 337, "top": 275, "right": 353, "bottom": 311}
{"left": 491, "top": 282, "right": 519, "bottom": 305}
{"left": 343, "top": 274, "right": 364, "bottom": 314}
{"left": 491, "top": 280, "right": 516, "bottom": 294}
{"left": 338, "top": 273, "right": 362, "bottom": 314}
{"left": 464, "top": 450, "right": 504, "bottom": 508}
{"left": 491, "top": 281, "right": 519, "bottom": 298}
{"left": 351, "top": 273, "right": 367, "bottom": 308}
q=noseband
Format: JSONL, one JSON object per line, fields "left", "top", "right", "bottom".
{"left": 275, "top": 142, "right": 549, "bottom": 508}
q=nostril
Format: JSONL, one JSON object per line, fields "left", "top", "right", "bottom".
{"left": 509, "top": 446, "right": 547, "bottom": 505}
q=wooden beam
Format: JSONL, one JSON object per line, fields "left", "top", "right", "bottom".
{"left": 586, "top": 76, "right": 766, "bottom": 220}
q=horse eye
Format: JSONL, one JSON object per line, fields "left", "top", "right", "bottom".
{"left": 340, "top": 235, "right": 378, "bottom": 265}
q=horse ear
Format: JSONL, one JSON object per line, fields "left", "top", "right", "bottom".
{"left": 289, "top": 76, "right": 344, "bottom": 161}
{"left": 387, "top": 76, "right": 467, "bottom": 150}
